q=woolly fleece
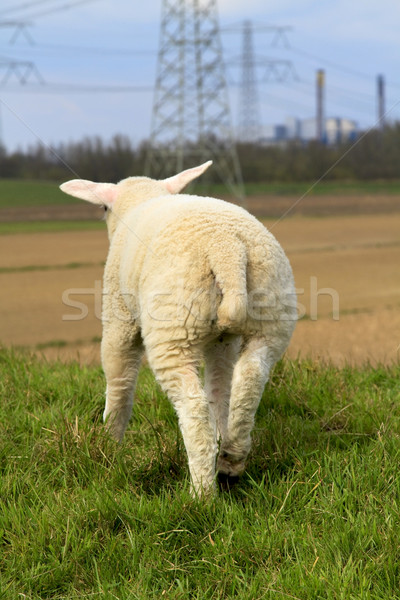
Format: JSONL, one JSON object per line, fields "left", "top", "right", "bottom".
{"left": 60, "top": 162, "right": 296, "bottom": 496}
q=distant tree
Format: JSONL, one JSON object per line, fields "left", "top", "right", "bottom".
{"left": 1, "top": 123, "right": 400, "bottom": 183}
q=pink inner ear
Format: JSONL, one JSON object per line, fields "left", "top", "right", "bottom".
{"left": 100, "top": 184, "right": 118, "bottom": 206}
{"left": 60, "top": 179, "right": 118, "bottom": 206}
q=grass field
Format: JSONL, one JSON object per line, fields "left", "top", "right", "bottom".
{"left": 0, "top": 221, "right": 105, "bottom": 235}
{"left": 0, "top": 180, "right": 79, "bottom": 210}
{"left": 0, "top": 180, "right": 400, "bottom": 598}
{"left": 1, "top": 347, "right": 400, "bottom": 599}
{"left": 2, "top": 177, "right": 400, "bottom": 209}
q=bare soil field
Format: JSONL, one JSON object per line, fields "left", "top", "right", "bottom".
{"left": 0, "top": 202, "right": 104, "bottom": 223}
{"left": 243, "top": 192, "right": 400, "bottom": 218}
{"left": 0, "top": 195, "right": 399, "bottom": 366}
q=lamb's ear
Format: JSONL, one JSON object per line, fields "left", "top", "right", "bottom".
{"left": 59, "top": 180, "right": 117, "bottom": 207}
{"left": 163, "top": 160, "right": 213, "bottom": 194}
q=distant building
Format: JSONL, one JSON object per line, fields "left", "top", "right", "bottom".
{"left": 325, "top": 118, "right": 358, "bottom": 144}
{"left": 260, "top": 116, "right": 358, "bottom": 145}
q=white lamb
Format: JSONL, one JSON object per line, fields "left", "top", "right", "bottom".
{"left": 60, "top": 161, "right": 296, "bottom": 497}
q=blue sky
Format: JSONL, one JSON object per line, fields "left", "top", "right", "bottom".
{"left": 1, "top": 0, "right": 400, "bottom": 151}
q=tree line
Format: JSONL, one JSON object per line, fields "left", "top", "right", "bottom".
{"left": 1, "top": 124, "right": 400, "bottom": 184}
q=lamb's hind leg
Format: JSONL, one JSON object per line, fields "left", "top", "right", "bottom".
{"left": 204, "top": 335, "right": 240, "bottom": 442}
{"left": 101, "top": 325, "right": 144, "bottom": 442}
{"left": 148, "top": 346, "right": 217, "bottom": 497}
{"left": 217, "top": 337, "right": 273, "bottom": 479}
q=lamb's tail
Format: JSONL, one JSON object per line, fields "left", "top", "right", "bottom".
{"left": 210, "top": 242, "right": 248, "bottom": 330}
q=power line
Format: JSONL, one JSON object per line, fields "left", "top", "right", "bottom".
{"left": 288, "top": 42, "right": 400, "bottom": 95}
{"left": 2, "top": 0, "right": 99, "bottom": 21}
{"left": 289, "top": 45, "right": 372, "bottom": 81}
{"left": 282, "top": 79, "right": 376, "bottom": 113}
{"left": 0, "top": 81, "right": 152, "bottom": 92}
{"left": 0, "top": 0, "right": 56, "bottom": 18}
{"left": 0, "top": 41, "right": 157, "bottom": 57}
{"left": 223, "top": 21, "right": 292, "bottom": 47}
{"left": 23, "top": 43, "right": 154, "bottom": 57}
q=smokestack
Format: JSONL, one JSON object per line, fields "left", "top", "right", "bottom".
{"left": 316, "top": 69, "right": 325, "bottom": 143}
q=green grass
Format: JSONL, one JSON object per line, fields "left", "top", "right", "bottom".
{"left": 0, "top": 221, "right": 105, "bottom": 235}
{"left": 210, "top": 179, "right": 400, "bottom": 198}
{"left": 0, "top": 179, "right": 78, "bottom": 210}
{"left": 1, "top": 177, "right": 400, "bottom": 212}
{"left": 0, "top": 179, "right": 106, "bottom": 234}
{"left": 1, "top": 347, "right": 400, "bottom": 599}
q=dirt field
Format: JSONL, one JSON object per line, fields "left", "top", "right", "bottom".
{"left": 1, "top": 195, "right": 399, "bottom": 366}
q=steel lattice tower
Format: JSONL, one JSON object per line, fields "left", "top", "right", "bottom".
{"left": 232, "top": 20, "right": 295, "bottom": 143}
{"left": 145, "top": 0, "right": 244, "bottom": 201}
{"left": 238, "top": 20, "right": 261, "bottom": 143}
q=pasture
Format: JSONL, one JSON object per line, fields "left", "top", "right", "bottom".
{"left": 0, "top": 179, "right": 400, "bottom": 598}
{"left": 1, "top": 347, "right": 400, "bottom": 599}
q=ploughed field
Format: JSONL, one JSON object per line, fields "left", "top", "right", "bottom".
{"left": 0, "top": 192, "right": 399, "bottom": 365}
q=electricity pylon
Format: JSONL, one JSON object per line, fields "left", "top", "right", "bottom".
{"left": 145, "top": 0, "right": 244, "bottom": 202}
{"left": 228, "top": 20, "right": 295, "bottom": 143}
{"left": 238, "top": 20, "right": 261, "bottom": 143}
{"left": 0, "top": 21, "right": 44, "bottom": 148}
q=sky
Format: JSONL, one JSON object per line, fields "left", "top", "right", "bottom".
{"left": 1, "top": 0, "right": 400, "bottom": 152}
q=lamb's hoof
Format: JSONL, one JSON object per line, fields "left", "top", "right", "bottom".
{"left": 217, "top": 472, "right": 240, "bottom": 491}
{"left": 217, "top": 450, "right": 247, "bottom": 480}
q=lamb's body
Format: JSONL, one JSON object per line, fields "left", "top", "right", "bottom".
{"left": 60, "top": 162, "right": 296, "bottom": 496}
